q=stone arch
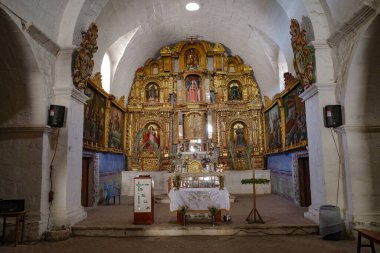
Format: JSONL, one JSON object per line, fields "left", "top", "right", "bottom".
{"left": 0, "top": 8, "right": 46, "bottom": 125}
{"left": 56, "top": 0, "right": 87, "bottom": 46}
{"left": 302, "top": 1, "right": 335, "bottom": 84}
{"left": 339, "top": 13, "right": 380, "bottom": 227}
{"left": 343, "top": 14, "right": 380, "bottom": 126}
{"left": 0, "top": 7, "right": 51, "bottom": 240}
{"left": 302, "top": 1, "right": 331, "bottom": 42}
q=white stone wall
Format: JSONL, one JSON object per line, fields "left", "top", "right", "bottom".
{"left": 0, "top": 127, "right": 55, "bottom": 240}
{"left": 122, "top": 170, "right": 271, "bottom": 197}
{"left": 122, "top": 171, "right": 171, "bottom": 197}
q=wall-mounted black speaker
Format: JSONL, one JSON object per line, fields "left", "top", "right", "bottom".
{"left": 48, "top": 105, "right": 65, "bottom": 128}
{"left": 324, "top": 105, "right": 342, "bottom": 128}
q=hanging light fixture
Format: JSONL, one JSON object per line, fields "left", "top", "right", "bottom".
{"left": 186, "top": 2, "right": 200, "bottom": 11}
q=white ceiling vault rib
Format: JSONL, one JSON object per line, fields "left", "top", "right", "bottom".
{"left": 327, "top": 2, "right": 377, "bottom": 47}
{"left": 107, "top": 26, "right": 140, "bottom": 81}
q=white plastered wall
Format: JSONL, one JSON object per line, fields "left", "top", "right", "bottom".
{"left": 338, "top": 12, "right": 380, "bottom": 229}
{"left": 0, "top": 5, "right": 56, "bottom": 240}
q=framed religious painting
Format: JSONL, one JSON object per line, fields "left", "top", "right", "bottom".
{"left": 83, "top": 83, "right": 107, "bottom": 150}
{"left": 107, "top": 101, "right": 125, "bottom": 152}
{"left": 282, "top": 83, "right": 307, "bottom": 149}
{"left": 264, "top": 101, "right": 283, "bottom": 153}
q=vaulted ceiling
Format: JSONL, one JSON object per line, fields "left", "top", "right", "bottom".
{"left": 0, "top": 0, "right": 368, "bottom": 101}
{"left": 92, "top": 0, "right": 309, "bottom": 98}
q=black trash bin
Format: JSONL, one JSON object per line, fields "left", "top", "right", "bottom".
{"left": 319, "top": 205, "right": 342, "bottom": 240}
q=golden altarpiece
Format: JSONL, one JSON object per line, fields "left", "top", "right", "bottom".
{"left": 127, "top": 40, "right": 264, "bottom": 172}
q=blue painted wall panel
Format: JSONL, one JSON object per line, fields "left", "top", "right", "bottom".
{"left": 267, "top": 153, "right": 292, "bottom": 174}
{"left": 267, "top": 152, "right": 295, "bottom": 201}
{"left": 99, "top": 153, "right": 125, "bottom": 173}
{"left": 98, "top": 153, "right": 125, "bottom": 205}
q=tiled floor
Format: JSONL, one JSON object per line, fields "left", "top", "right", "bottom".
{"left": 1, "top": 194, "right": 374, "bottom": 253}
{"left": 76, "top": 194, "right": 314, "bottom": 227}
{"left": 0, "top": 235, "right": 363, "bottom": 253}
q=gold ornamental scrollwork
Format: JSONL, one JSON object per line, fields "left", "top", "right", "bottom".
{"left": 290, "top": 19, "right": 315, "bottom": 89}
{"left": 72, "top": 23, "right": 98, "bottom": 90}
{"left": 126, "top": 39, "right": 267, "bottom": 171}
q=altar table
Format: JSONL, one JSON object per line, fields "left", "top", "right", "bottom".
{"left": 168, "top": 188, "right": 230, "bottom": 212}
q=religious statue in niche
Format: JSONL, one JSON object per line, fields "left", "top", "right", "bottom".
{"left": 233, "top": 123, "right": 246, "bottom": 148}
{"left": 185, "top": 48, "right": 200, "bottom": 70}
{"left": 143, "top": 124, "right": 160, "bottom": 149}
{"left": 145, "top": 83, "right": 159, "bottom": 102}
{"left": 228, "top": 82, "right": 242, "bottom": 100}
{"left": 186, "top": 75, "right": 201, "bottom": 102}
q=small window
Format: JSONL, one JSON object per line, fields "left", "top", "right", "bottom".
{"left": 101, "top": 53, "right": 111, "bottom": 92}
{"left": 152, "top": 64, "right": 159, "bottom": 74}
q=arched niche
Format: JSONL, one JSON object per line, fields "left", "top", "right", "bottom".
{"left": 145, "top": 82, "right": 160, "bottom": 103}
{"left": 184, "top": 74, "right": 202, "bottom": 103}
{"left": 230, "top": 121, "right": 248, "bottom": 149}
{"left": 228, "top": 80, "right": 243, "bottom": 101}
{"left": 142, "top": 122, "right": 161, "bottom": 149}
{"left": 183, "top": 112, "right": 207, "bottom": 140}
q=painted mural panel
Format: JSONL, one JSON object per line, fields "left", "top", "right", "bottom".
{"left": 84, "top": 86, "right": 106, "bottom": 147}
{"left": 267, "top": 153, "right": 294, "bottom": 200}
{"left": 108, "top": 103, "right": 124, "bottom": 150}
{"left": 264, "top": 103, "right": 282, "bottom": 151}
{"left": 283, "top": 84, "right": 307, "bottom": 147}
{"left": 98, "top": 153, "right": 125, "bottom": 205}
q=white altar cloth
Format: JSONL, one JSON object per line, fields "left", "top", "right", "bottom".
{"left": 168, "top": 188, "right": 230, "bottom": 212}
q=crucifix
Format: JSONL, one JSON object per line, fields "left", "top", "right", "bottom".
{"left": 186, "top": 35, "right": 202, "bottom": 43}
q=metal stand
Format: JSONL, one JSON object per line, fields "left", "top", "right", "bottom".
{"left": 246, "top": 152, "right": 264, "bottom": 224}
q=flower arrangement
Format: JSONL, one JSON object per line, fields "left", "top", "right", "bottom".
{"left": 241, "top": 178, "right": 270, "bottom": 185}
{"left": 208, "top": 206, "right": 219, "bottom": 226}
{"left": 218, "top": 175, "right": 225, "bottom": 190}
{"left": 179, "top": 205, "right": 189, "bottom": 226}
{"left": 208, "top": 206, "right": 218, "bottom": 217}
{"left": 173, "top": 173, "right": 181, "bottom": 190}
{"left": 180, "top": 205, "right": 189, "bottom": 214}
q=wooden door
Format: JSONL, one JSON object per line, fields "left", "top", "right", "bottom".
{"left": 298, "top": 157, "right": 311, "bottom": 207}
{"left": 81, "top": 157, "right": 90, "bottom": 207}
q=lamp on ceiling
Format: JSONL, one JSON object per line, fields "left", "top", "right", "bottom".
{"left": 185, "top": 2, "right": 200, "bottom": 11}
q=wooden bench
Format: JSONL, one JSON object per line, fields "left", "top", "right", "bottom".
{"left": 355, "top": 228, "right": 380, "bottom": 253}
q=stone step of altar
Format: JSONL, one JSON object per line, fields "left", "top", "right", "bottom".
{"left": 154, "top": 194, "right": 237, "bottom": 204}
{"left": 74, "top": 194, "right": 317, "bottom": 238}
{"left": 72, "top": 223, "right": 319, "bottom": 237}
